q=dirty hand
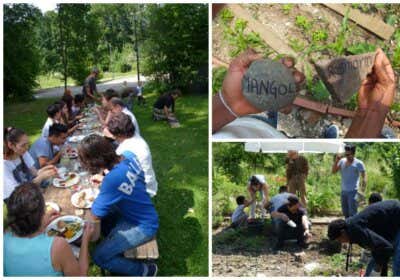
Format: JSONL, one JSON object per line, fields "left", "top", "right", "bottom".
{"left": 221, "top": 49, "right": 305, "bottom": 117}
{"left": 82, "top": 221, "right": 96, "bottom": 242}
{"left": 358, "top": 48, "right": 396, "bottom": 110}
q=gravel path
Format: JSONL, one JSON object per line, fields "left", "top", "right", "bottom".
{"left": 34, "top": 75, "right": 147, "bottom": 99}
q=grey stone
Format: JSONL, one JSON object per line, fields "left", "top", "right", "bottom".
{"left": 242, "top": 59, "right": 297, "bottom": 111}
{"left": 314, "top": 52, "right": 376, "bottom": 103}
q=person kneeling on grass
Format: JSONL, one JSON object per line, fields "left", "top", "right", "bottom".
{"left": 271, "top": 195, "right": 311, "bottom": 250}
{"left": 231, "top": 195, "right": 254, "bottom": 228}
{"left": 152, "top": 89, "right": 181, "bottom": 125}
{"left": 78, "top": 134, "right": 158, "bottom": 276}
{"left": 328, "top": 200, "right": 400, "bottom": 277}
{"left": 4, "top": 183, "right": 94, "bottom": 276}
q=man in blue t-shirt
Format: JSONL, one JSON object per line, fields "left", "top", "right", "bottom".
{"left": 332, "top": 144, "right": 366, "bottom": 218}
{"left": 80, "top": 134, "right": 158, "bottom": 276}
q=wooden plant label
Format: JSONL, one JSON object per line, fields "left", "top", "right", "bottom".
{"left": 314, "top": 52, "right": 376, "bottom": 103}
{"left": 242, "top": 59, "right": 296, "bottom": 112}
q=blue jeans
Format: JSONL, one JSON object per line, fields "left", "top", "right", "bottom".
{"left": 92, "top": 211, "right": 155, "bottom": 276}
{"left": 341, "top": 190, "right": 358, "bottom": 218}
{"left": 393, "top": 230, "right": 400, "bottom": 276}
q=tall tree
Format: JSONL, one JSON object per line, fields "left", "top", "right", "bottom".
{"left": 4, "top": 4, "right": 42, "bottom": 100}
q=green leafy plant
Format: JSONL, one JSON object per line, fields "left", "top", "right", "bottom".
{"left": 295, "top": 15, "right": 313, "bottom": 31}
{"left": 347, "top": 42, "right": 377, "bottom": 55}
{"left": 312, "top": 29, "right": 328, "bottom": 43}
{"left": 212, "top": 67, "right": 228, "bottom": 94}
{"left": 219, "top": 8, "right": 234, "bottom": 25}
{"left": 328, "top": 8, "right": 350, "bottom": 55}
{"left": 289, "top": 37, "right": 306, "bottom": 52}
{"left": 282, "top": 4, "right": 294, "bottom": 15}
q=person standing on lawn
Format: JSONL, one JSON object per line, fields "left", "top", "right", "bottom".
{"left": 106, "top": 113, "right": 157, "bottom": 197}
{"left": 3, "top": 127, "right": 57, "bottom": 201}
{"left": 82, "top": 67, "right": 101, "bottom": 103}
{"left": 286, "top": 150, "right": 309, "bottom": 208}
{"left": 136, "top": 81, "right": 146, "bottom": 106}
{"left": 247, "top": 175, "right": 269, "bottom": 220}
{"left": 271, "top": 195, "right": 311, "bottom": 250}
{"left": 78, "top": 134, "right": 158, "bottom": 276}
{"left": 328, "top": 200, "right": 400, "bottom": 276}
{"left": 332, "top": 144, "right": 367, "bottom": 218}
{"left": 29, "top": 124, "right": 68, "bottom": 169}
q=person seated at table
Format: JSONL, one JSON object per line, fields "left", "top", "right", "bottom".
{"left": 94, "top": 89, "right": 119, "bottom": 125}
{"left": 271, "top": 195, "right": 311, "bottom": 250}
{"left": 42, "top": 104, "right": 62, "bottom": 138}
{"left": 109, "top": 97, "right": 140, "bottom": 136}
{"left": 4, "top": 182, "right": 94, "bottom": 276}
{"left": 62, "top": 91, "right": 83, "bottom": 121}
{"left": 153, "top": 89, "right": 181, "bottom": 124}
{"left": 29, "top": 124, "right": 68, "bottom": 169}
{"left": 78, "top": 134, "right": 158, "bottom": 276}
{"left": 54, "top": 101, "right": 79, "bottom": 135}
{"left": 4, "top": 127, "right": 58, "bottom": 201}
{"left": 72, "top": 94, "right": 85, "bottom": 117}
{"left": 106, "top": 113, "right": 157, "bottom": 197}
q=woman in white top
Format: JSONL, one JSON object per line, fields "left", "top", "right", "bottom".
{"left": 4, "top": 127, "right": 57, "bottom": 200}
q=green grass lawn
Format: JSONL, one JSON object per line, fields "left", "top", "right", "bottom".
{"left": 4, "top": 92, "right": 209, "bottom": 276}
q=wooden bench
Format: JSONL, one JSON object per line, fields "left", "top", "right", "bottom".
{"left": 124, "top": 238, "right": 159, "bottom": 260}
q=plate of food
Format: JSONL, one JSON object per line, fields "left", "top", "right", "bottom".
{"left": 45, "top": 202, "right": 60, "bottom": 212}
{"left": 65, "top": 148, "right": 78, "bottom": 159}
{"left": 71, "top": 188, "right": 100, "bottom": 209}
{"left": 68, "top": 135, "right": 86, "bottom": 143}
{"left": 53, "top": 172, "right": 80, "bottom": 188}
{"left": 46, "top": 215, "right": 83, "bottom": 243}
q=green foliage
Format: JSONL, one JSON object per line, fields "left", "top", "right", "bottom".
{"left": 282, "top": 4, "right": 294, "bottom": 15}
{"left": 347, "top": 42, "right": 377, "bottom": 55}
{"left": 328, "top": 8, "right": 350, "bottom": 55}
{"left": 295, "top": 15, "right": 313, "bottom": 31}
{"left": 305, "top": 63, "right": 330, "bottom": 102}
{"left": 219, "top": 8, "right": 234, "bottom": 25}
{"left": 212, "top": 67, "right": 228, "bottom": 94}
{"left": 289, "top": 37, "right": 306, "bottom": 53}
{"left": 311, "top": 30, "right": 328, "bottom": 43}
{"left": 4, "top": 4, "right": 42, "bottom": 100}
{"left": 142, "top": 4, "right": 208, "bottom": 92}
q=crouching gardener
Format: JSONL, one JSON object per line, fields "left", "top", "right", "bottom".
{"left": 78, "top": 134, "right": 158, "bottom": 276}
{"left": 328, "top": 200, "right": 400, "bottom": 276}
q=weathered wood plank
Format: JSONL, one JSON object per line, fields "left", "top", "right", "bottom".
{"left": 228, "top": 4, "right": 296, "bottom": 57}
{"left": 124, "top": 238, "right": 159, "bottom": 259}
{"left": 323, "top": 4, "right": 395, "bottom": 40}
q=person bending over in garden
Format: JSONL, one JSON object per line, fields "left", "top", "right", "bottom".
{"left": 247, "top": 175, "right": 269, "bottom": 220}
{"left": 29, "top": 124, "right": 68, "bottom": 169}
{"left": 4, "top": 183, "right": 94, "bottom": 276}
{"left": 94, "top": 89, "right": 119, "bottom": 126}
{"left": 265, "top": 185, "right": 291, "bottom": 214}
{"left": 231, "top": 195, "right": 254, "bottom": 228}
{"left": 82, "top": 67, "right": 101, "bottom": 103}
{"left": 332, "top": 144, "right": 366, "bottom": 218}
{"left": 286, "top": 150, "right": 309, "bottom": 208}
{"left": 3, "top": 127, "right": 57, "bottom": 201}
{"left": 271, "top": 195, "right": 311, "bottom": 250}
{"left": 78, "top": 134, "right": 158, "bottom": 276}
{"left": 153, "top": 89, "right": 181, "bottom": 126}
{"left": 42, "top": 103, "right": 62, "bottom": 138}
{"left": 328, "top": 200, "right": 400, "bottom": 277}
{"left": 106, "top": 113, "right": 157, "bottom": 197}
{"left": 212, "top": 48, "right": 396, "bottom": 139}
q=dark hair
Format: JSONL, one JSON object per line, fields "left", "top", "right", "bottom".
{"left": 368, "top": 192, "right": 383, "bottom": 204}
{"left": 169, "top": 89, "right": 181, "bottom": 97}
{"left": 102, "top": 89, "right": 119, "bottom": 101}
{"left": 287, "top": 195, "right": 299, "bottom": 207}
{"left": 48, "top": 123, "right": 68, "bottom": 137}
{"left": 62, "top": 94, "right": 74, "bottom": 112}
{"left": 78, "top": 134, "right": 119, "bottom": 174}
{"left": 46, "top": 104, "right": 61, "bottom": 118}
{"left": 279, "top": 185, "right": 287, "bottom": 193}
{"left": 110, "top": 97, "right": 126, "bottom": 108}
{"left": 74, "top": 94, "right": 84, "bottom": 104}
{"left": 328, "top": 219, "right": 347, "bottom": 240}
{"left": 344, "top": 144, "right": 356, "bottom": 155}
{"left": 4, "top": 127, "right": 27, "bottom": 158}
{"left": 7, "top": 183, "right": 45, "bottom": 236}
{"left": 250, "top": 176, "right": 260, "bottom": 186}
{"left": 236, "top": 196, "right": 245, "bottom": 205}
{"left": 54, "top": 100, "right": 66, "bottom": 109}
{"left": 107, "top": 113, "right": 135, "bottom": 138}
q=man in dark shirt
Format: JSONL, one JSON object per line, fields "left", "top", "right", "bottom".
{"left": 328, "top": 200, "right": 400, "bottom": 276}
{"left": 286, "top": 150, "right": 309, "bottom": 208}
{"left": 271, "top": 195, "right": 311, "bottom": 250}
{"left": 153, "top": 89, "right": 181, "bottom": 122}
{"left": 82, "top": 67, "right": 101, "bottom": 103}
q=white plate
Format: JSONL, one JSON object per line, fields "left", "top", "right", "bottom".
{"left": 45, "top": 215, "right": 83, "bottom": 243}
{"left": 66, "top": 152, "right": 78, "bottom": 159}
{"left": 68, "top": 135, "right": 86, "bottom": 143}
{"left": 71, "top": 188, "right": 100, "bottom": 209}
{"left": 53, "top": 173, "right": 80, "bottom": 188}
{"left": 45, "top": 202, "right": 60, "bottom": 212}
